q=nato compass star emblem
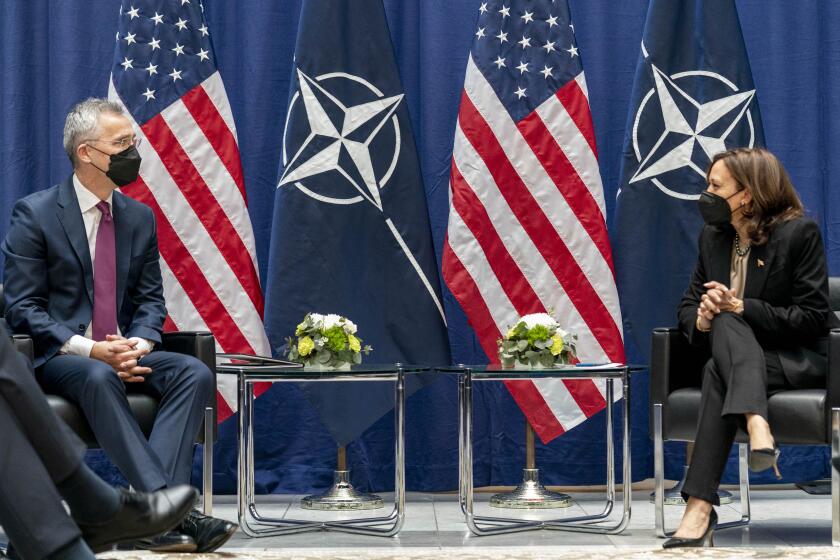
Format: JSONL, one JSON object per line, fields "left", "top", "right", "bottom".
{"left": 279, "top": 68, "right": 403, "bottom": 208}
{"left": 629, "top": 43, "right": 757, "bottom": 200}
{"left": 278, "top": 68, "right": 446, "bottom": 323}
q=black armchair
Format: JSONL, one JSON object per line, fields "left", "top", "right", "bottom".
{"left": 0, "top": 286, "right": 217, "bottom": 515}
{"left": 650, "top": 277, "right": 840, "bottom": 544}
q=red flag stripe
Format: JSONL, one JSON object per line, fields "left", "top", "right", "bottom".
{"left": 124, "top": 178, "right": 256, "bottom": 355}
{"left": 450, "top": 162, "right": 543, "bottom": 314}
{"left": 180, "top": 85, "right": 248, "bottom": 202}
{"left": 561, "top": 379, "right": 607, "bottom": 418}
{"left": 441, "top": 240, "right": 503, "bottom": 362}
{"left": 444, "top": 215, "right": 599, "bottom": 438}
{"left": 452, "top": 162, "right": 610, "bottom": 422}
{"left": 518, "top": 109, "right": 614, "bottom": 273}
{"left": 140, "top": 114, "right": 264, "bottom": 317}
{"left": 458, "top": 92, "right": 624, "bottom": 361}
{"left": 441, "top": 240, "right": 567, "bottom": 439}
{"left": 556, "top": 77, "right": 598, "bottom": 158}
{"left": 505, "top": 380, "right": 566, "bottom": 443}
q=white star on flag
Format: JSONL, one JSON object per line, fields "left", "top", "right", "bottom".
{"left": 630, "top": 64, "right": 757, "bottom": 184}
{"left": 278, "top": 68, "right": 405, "bottom": 212}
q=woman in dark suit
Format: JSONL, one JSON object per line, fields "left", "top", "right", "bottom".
{"left": 664, "top": 147, "right": 839, "bottom": 548}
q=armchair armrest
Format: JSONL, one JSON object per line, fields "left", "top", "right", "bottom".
{"left": 827, "top": 328, "right": 840, "bottom": 410}
{"left": 11, "top": 334, "right": 34, "bottom": 362}
{"left": 161, "top": 331, "right": 217, "bottom": 439}
{"left": 650, "top": 327, "right": 707, "bottom": 439}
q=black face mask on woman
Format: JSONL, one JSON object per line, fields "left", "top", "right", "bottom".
{"left": 86, "top": 144, "right": 142, "bottom": 187}
{"left": 697, "top": 190, "right": 744, "bottom": 227}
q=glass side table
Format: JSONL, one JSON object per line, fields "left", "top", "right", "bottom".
{"left": 439, "top": 364, "right": 644, "bottom": 536}
{"left": 217, "top": 363, "right": 430, "bottom": 537}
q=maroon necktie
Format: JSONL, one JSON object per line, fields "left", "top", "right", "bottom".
{"left": 92, "top": 201, "right": 118, "bottom": 341}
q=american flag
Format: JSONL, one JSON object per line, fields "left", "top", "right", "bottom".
{"left": 442, "top": 0, "right": 625, "bottom": 442}
{"left": 108, "top": 0, "right": 270, "bottom": 421}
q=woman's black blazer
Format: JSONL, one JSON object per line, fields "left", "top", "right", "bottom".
{"left": 678, "top": 216, "right": 840, "bottom": 388}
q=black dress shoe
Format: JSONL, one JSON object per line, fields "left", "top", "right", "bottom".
{"left": 130, "top": 531, "right": 197, "bottom": 552}
{"left": 179, "top": 510, "right": 238, "bottom": 552}
{"left": 662, "top": 508, "right": 717, "bottom": 548}
{"left": 78, "top": 485, "right": 198, "bottom": 553}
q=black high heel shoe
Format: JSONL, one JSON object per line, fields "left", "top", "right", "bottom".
{"left": 749, "top": 447, "right": 782, "bottom": 479}
{"left": 662, "top": 508, "right": 718, "bottom": 548}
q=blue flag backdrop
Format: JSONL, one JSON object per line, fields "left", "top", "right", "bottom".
{"left": 614, "top": 0, "right": 765, "bottom": 363}
{"left": 1, "top": 0, "right": 840, "bottom": 493}
{"left": 264, "top": 0, "right": 450, "bottom": 447}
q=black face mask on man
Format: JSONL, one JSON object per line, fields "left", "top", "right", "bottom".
{"left": 86, "top": 144, "right": 142, "bottom": 187}
{"left": 697, "top": 190, "right": 744, "bottom": 227}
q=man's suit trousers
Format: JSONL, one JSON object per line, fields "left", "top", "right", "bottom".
{"left": 0, "top": 336, "right": 85, "bottom": 559}
{"left": 37, "top": 351, "right": 213, "bottom": 492}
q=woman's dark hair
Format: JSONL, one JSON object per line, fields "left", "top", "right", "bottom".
{"left": 707, "top": 147, "right": 804, "bottom": 245}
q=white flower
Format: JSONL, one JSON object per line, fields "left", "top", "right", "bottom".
{"left": 308, "top": 313, "right": 325, "bottom": 328}
{"left": 323, "top": 313, "right": 343, "bottom": 330}
{"left": 342, "top": 318, "right": 358, "bottom": 334}
{"left": 520, "top": 313, "right": 558, "bottom": 330}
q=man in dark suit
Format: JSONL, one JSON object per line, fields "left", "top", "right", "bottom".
{"left": 2, "top": 98, "right": 235, "bottom": 552}
{"left": 0, "top": 329, "right": 198, "bottom": 558}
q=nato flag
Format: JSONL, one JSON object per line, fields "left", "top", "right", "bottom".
{"left": 264, "top": 0, "right": 450, "bottom": 446}
{"left": 612, "top": 0, "right": 765, "bottom": 359}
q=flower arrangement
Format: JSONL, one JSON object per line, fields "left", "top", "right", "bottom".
{"left": 286, "top": 313, "right": 372, "bottom": 368}
{"left": 497, "top": 313, "right": 577, "bottom": 368}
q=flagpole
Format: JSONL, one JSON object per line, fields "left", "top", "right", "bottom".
{"left": 489, "top": 421, "right": 572, "bottom": 509}
{"left": 301, "top": 445, "right": 384, "bottom": 510}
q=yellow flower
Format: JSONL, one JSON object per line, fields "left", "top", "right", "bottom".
{"left": 549, "top": 333, "right": 564, "bottom": 356}
{"left": 348, "top": 334, "right": 361, "bottom": 353}
{"left": 295, "top": 322, "right": 306, "bottom": 336}
{"left": 506, "top": 327, "right": 516, "bottom": 339}
{"left": 298, "top": 336, "right": 315, "bottom": 357}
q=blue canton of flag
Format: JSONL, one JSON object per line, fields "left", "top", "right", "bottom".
{"left": 612, "top": 0, "right": 765, "bottom": 359}
{"left": 264, "top": 0, "right": 450, "bottom": 446}
{"left": 109, "top": 0, "right": 271, "bottom": 420}
{"left": 472, "top": 1, "right": 581, "bottom": 122}
{"left": 112, "top": 0, "right": 215, "bottom": 124}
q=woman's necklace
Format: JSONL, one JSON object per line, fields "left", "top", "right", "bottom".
{"left": 734, "top": 232, "right": 750, "bottom": 257}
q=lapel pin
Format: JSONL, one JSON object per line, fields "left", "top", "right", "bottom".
{"left": 757, "top": 259, "right": 765, "bottom": 268}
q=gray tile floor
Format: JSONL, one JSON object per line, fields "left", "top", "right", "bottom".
{"left": 210, "top": 486, "right": 834, "bottom": 551}
{"left": 1, "top": 486, "right": 833, "bottom": 553}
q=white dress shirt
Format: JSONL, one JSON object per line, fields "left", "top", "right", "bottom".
{"left": 59, "top": 175, "right": 153, "bottom": 357}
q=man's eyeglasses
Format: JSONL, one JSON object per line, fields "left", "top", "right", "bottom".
{"left": 87, "top": 137, "right": 142, "bottom": 150}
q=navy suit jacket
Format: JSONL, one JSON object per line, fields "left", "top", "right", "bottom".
{"left": 2, "top": 176, "right": 166, "bottom": 367}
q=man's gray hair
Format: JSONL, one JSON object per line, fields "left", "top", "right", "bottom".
{"left": 63, "top": 98, "right": 125, "bottom": 166}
